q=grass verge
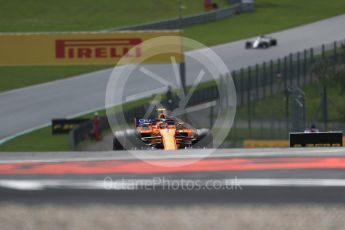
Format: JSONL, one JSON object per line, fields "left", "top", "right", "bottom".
{"left": 0, "top": 66, "right": 110, "bottom": 92}
{"left": 0, "top": 127, "right": 70, "bottom": 152}
{"left": 0, "top": 0, "right": 229, "bottom": 32}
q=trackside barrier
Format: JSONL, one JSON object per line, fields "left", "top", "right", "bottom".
{"left": 109, "top": 3, "right": 254, "bottom": 31}
{"left": 243, "top": 140, "right": 289, "bottom": 148}
{"left": 289, "top": 132, "right": 343, "bottom": 147}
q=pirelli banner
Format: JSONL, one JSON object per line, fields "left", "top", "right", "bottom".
{"left": 0, "top": 31, "right": 182, "bottom": 66}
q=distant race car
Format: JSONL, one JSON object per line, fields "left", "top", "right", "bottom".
{"left": 113, "top": 108, "right": 213, "bottom": 150}
{"left": 245, "top": 35, "right": 277, "bottom": 49}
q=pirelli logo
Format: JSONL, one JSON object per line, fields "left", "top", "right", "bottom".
{"left": 55, "top": 38, "right": 142, "bottom": 59}
{"left": 0, "top": 31, "right": 181, "bottom": 66}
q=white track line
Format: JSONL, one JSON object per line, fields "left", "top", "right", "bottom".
{"left": 2, "top": 178, "right": 345, "bottom": 191}
{"left": 1, "top": 148, "right": 345, "bottom": 164}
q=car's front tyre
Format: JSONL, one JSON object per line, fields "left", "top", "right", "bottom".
{"left": 193, "top": 129, "right": 213, "bottom": 148}
{"left": 270, "top": 39, "right": 277, "bottom": 46}
{"left": 245, "top": 41, "right": 252, "bottom": 49}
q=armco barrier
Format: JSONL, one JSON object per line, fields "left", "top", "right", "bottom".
{"left": 108, "top": 3, "right": 254, "bottom": 31}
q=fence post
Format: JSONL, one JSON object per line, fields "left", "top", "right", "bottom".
{"left": 297, "top": 52, "right": 300, "bottom": 86}
{"left": 285, "top": 87, "right": 290, "bottom": 132}
{"left": 270, "top": 60, "right": 274, "bottom": 96}
{"left": 310, "top": 48, "right": 314, "bottom": 63}
{"left": 334, "top": 41, "right": 337, "bottom": 63}
{"left": 289, "top": 53, "right": 293, "bottom": 86}
{"left": 263, "top": 61, "right": 267, "bottom": 98}
{"left": 219, "top": 75, "right": 225, "bottom": 112}
{"left": 309, "top": 48, "right": 314, "bottom": 84}
{"left": 240, "top": 68, "right": 245, "bottom": 106}
{"left": 247, "top": 66, "right": 252, "bottom": 137}
{"left": 277, "top": 58, "right": 281, "bottom": 93}
{"left": 232, "top": 71, "right": 238, "bottom": 106}
{"left": 233, "top": 117, "right": 237, "bottom": 147}
{"left": 69, "top": 130, "right": 76, "bottom": 150}
{"left": 303, "top": 49, "right": 307, "bottom": 85}
{"left": 277, "top": 58, "right": 281, "bottom": 74}
{"left": 322, "top": 44, "right": 325, "bottom": 58}
{"left": 283, "top": 56, "right": 288, "bottom": 87}
{"left": 333, "top": 41, "right": 337, "bottom": 74}
{"left": 210, "top": 100, "right": 214, "bottom": 129}
{"left": 255, "top": 64, "right": 259, "bottom": 100}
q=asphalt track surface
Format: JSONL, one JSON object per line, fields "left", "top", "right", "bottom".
{"left": 2, "top": 14, "right": 345, "bottom": 142}
{"left": 1, "top": 147, "right": 345, "bottom": 204}
{"left": 1, "top": 148, "right": 345, "bottom": 230}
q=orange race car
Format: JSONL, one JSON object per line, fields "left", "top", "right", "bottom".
{"left": 113, "top": 108, "right": 213, "bottom": 150}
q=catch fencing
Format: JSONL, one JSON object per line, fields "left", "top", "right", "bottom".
{"left": 180, "top": 38, "right": 345, "bottom": 146}
{"left": 225, "top": 39, "right": 345, "bottom": 146}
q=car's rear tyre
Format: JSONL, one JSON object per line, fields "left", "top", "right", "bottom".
{"left": 113, "top": 131, "right": 125, "bottom": 150}
{"left": 270, "top": 39, "right": 277, "bottom": 46}
{"left": 113, "top": 129, "right": 147, "bottom": 150}
{"left": 261, "top": 42, "right": 269, "bottom": 49}
{"left": 193, "top": 129, "right": 213, "bottom": 148}
{"left": 125, "top": 129, "right": 148, "bottom": 150}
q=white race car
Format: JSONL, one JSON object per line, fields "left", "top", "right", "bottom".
{"left": 245, "top": 35, "right": 277, "bottom": 49}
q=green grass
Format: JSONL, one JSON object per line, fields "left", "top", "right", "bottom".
{"left": 226, "top": 127, "right": 288, "bottom": 141}
{"left": 236, "top": 75, "right": 345, "bottom": 123}
{"left": 0, "top": 66, "right": 110, "bottom": 92}
{"left": 0, "top": 127, "right": 70, "bottom": 151}
{"left": 0, "top": 0, "right": 228, "bottom": 32}
{"left": 2, "top": 0, "right": 342, "bottom": 35}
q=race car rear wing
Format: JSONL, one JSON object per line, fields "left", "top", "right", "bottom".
{"left": 134, "top": 118, "right": 156, "bottom": 127}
